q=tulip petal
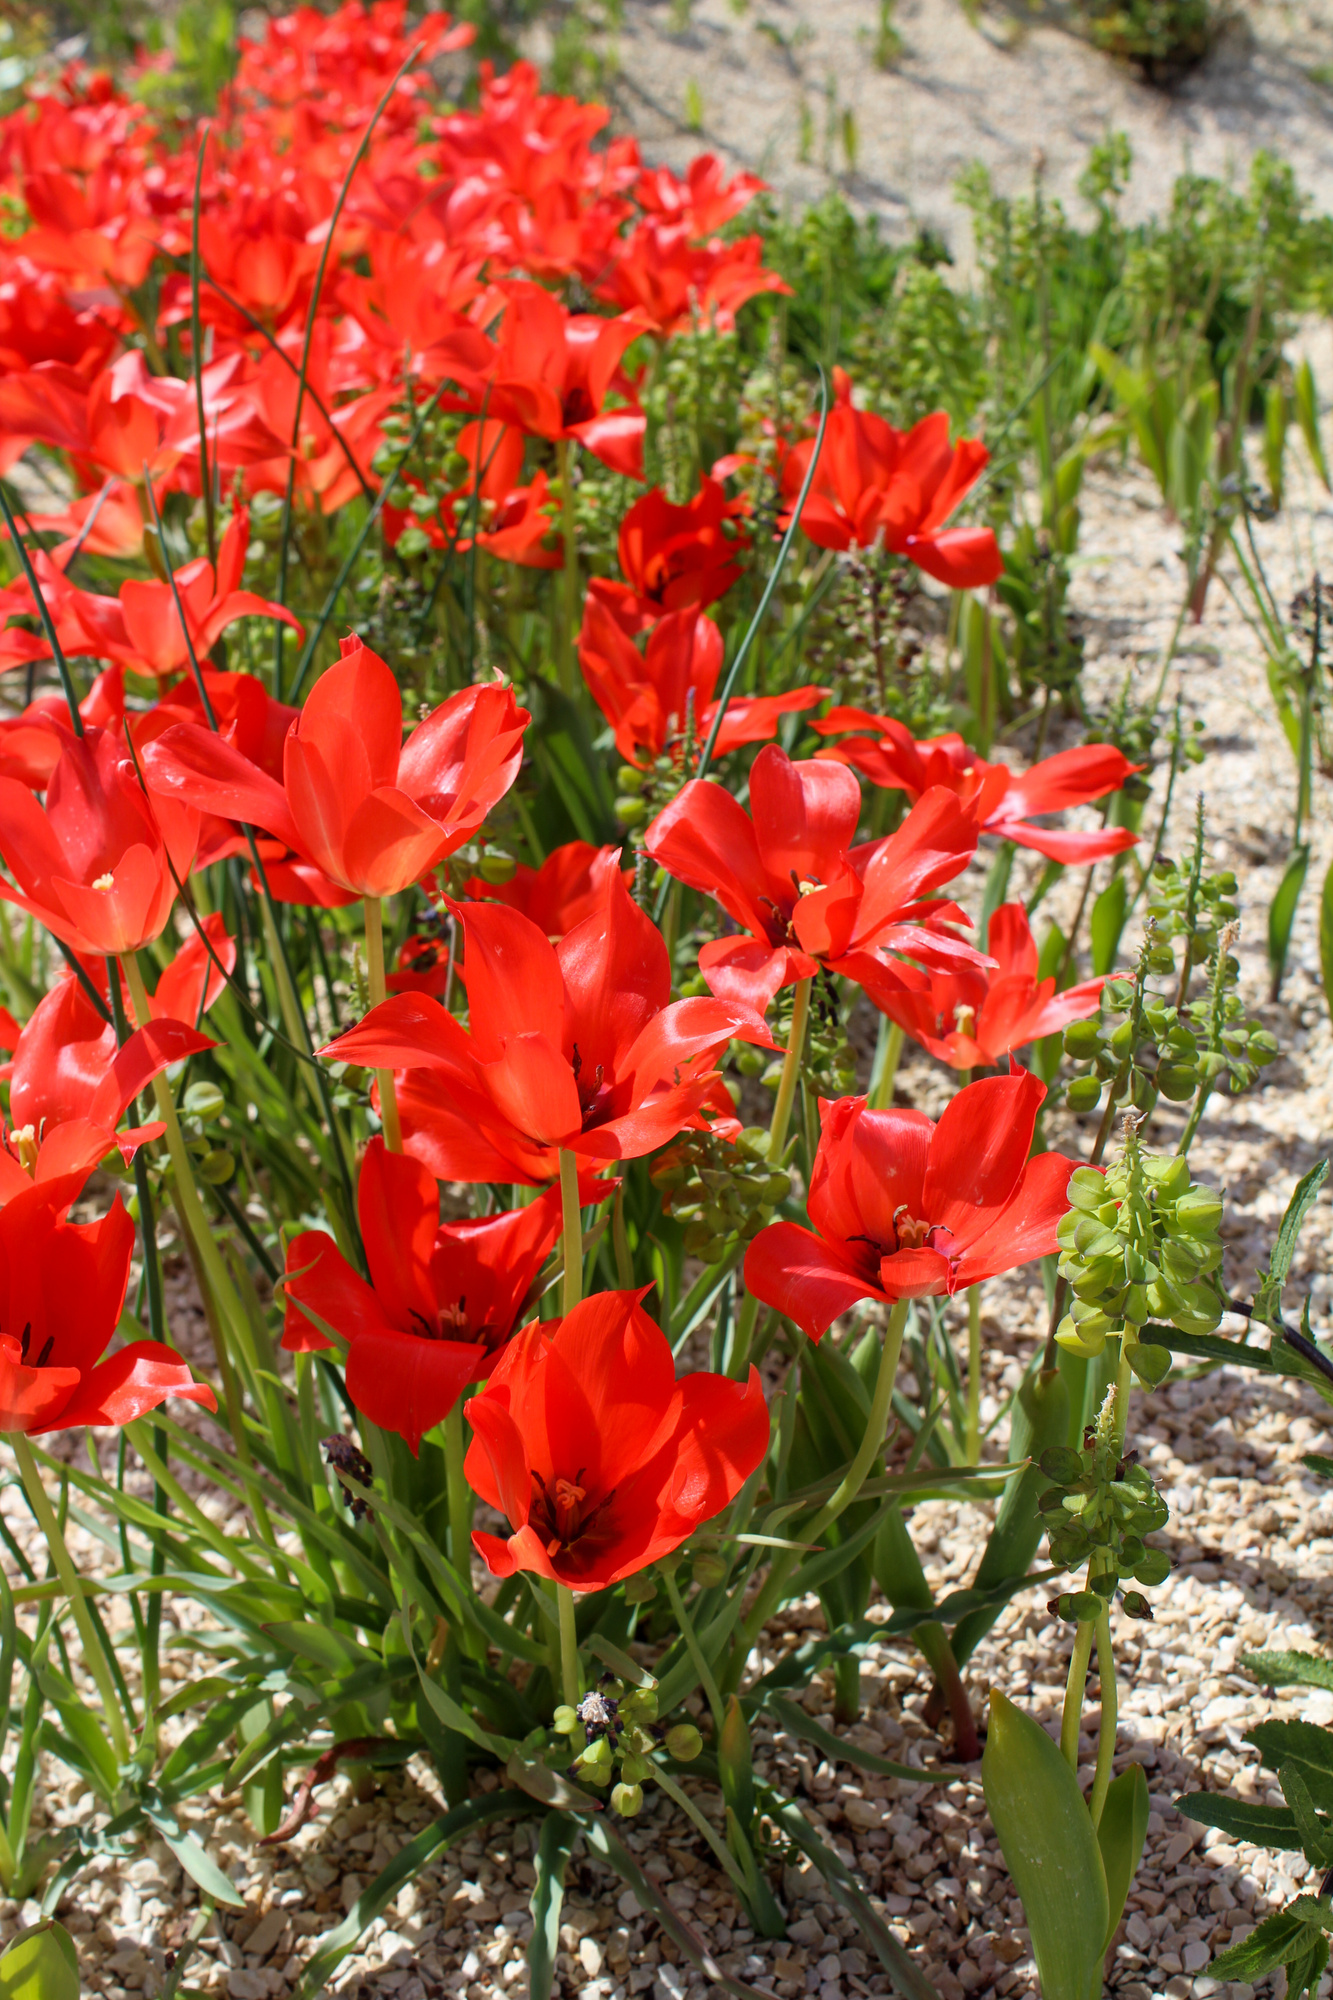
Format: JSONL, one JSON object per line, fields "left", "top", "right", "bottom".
{"left": 951, "top": 1151, "right": 1076, "bottom": 1287}
{"left": 743, "top": 1220, "right": 883, "bottom": 1342}
{"left": 346, "top": 1328, "right": 483, "bottom": 1455}
{"left": 921, "top": 1070, "right": 1046, "bottom": 1250}
{"left": 48, "top": 1340, "right": 216, "bottom": 1428}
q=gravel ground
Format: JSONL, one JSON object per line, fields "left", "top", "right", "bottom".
{"left": 541, "top": 0, "right": 1333, "bottom": 263}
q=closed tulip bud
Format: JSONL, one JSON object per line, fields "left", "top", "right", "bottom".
{"left": 611, "top": 1782, "right": 644, "bottom": 1816}
{"left": 665, "top": 1723, "right": 703, "bottom": 1761}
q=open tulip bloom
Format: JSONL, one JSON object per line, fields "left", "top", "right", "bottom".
{"left": 464, "top": 1288, "right": 769, "bottom": 1590}
{"left": 744, "top": 1070, "right": 1076, "bottom": 1339}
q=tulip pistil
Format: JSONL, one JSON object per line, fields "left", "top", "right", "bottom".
{"left": 530, "top": 1466, "right": 616, "bottom": 1559}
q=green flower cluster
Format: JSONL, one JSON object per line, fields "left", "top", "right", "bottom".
{"left": 1054, "top": 1152, "right": 1224, "bottom": 1379}
{"left": 552, "top": 1681, "right": 702, "bottom": 1816}
{"left": 1038, "top": 1436, "right": 1171, "bottom": 1622}
{"left": 650, "top": 1125, "right": 791, "bottom": 1263}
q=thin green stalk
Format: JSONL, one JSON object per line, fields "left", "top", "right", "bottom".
{"left": 1089, "top": 1605, "right": 1118, "bottom": 1828}
{"left": 444, "top": 1403, "right": 471, "bottom": 1586}
{"left": 611, "top": 1184, "right": 633, "bottom": 1289}
{"left": 662, "top": 1566, "right": 724, "bottom": 1733}
{"left": 868, "top": 1016, "right": 904, "bottom": 1111}
{"left": 12, "top": 1435, "right": 129, "bottom": 1766}
{"left": 0, "top": 485, "right": 83, "bottom": 734}
{"left": 1060, "top": 1617, "right": 1095, "bottom": 1770}
{"left": 559, "top": 1149, "right": 583, "bottom": 1317}
{"left": 727, "top": 1291, "right": 760, "bottom": 1382}
{"left": 769, "top": 979, "right": 812, "bottom": 1164}
{"left": 556, "top": 437, "right": 579, "bottom": 695}
{"left": 364, "top": 897, "right": 402, "bottom": 1152}
{"left": 965, "top": 1286, "right": 982, "bottom": 1464}
{"left": 556, "top": 1582, "right": 581, "bottom": 1709}
{"left": 739, "top": 1299, "right": 909, "bottom": 1654}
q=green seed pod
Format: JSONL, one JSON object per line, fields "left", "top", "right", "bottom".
{"left": 183, "top": 1081, "right": 226, "bottom": 1121}
{"left": 1063, "top": 1020, "right": 1102, "bottom": 1060}
{"left": 475, "top": 848, "right": 517, "bottom": 884}
{"left": 1120, "top": 1591, "right": 1154, "bottom": 1620}
{"left": 1105, "top": 980, "right": 1134, "bottom": 1011}
{"left": 614, "top": 796, "right": 648, "bottom": 829}
{"left": 1066, "top": 1075, "right": 1103, "bottom": 1114}
{"left": 1126, "top": 1337, "right": 1172, "bottom": 1387}
{"left": 199, "top": 1149, "right": 235, "bottom": 1185}
{"left": 1055, "top": 1315, "right": 1106, "bottom": 1359}
{"left": 611, "top": 1782, "right": 644, "bottom": 1817}
{"left": 552, "top": 1705, "right": 579, "bottom": 1735}
{"left": 622, "top": 1572, "right": 657, "bottom": 1604}
{"left": 1090, "top": 1570, "right": 1119, "bottom": 1599}
{"left": 622, "top": 1688, "right": 659, "bottom": 1722}
{"left": 1134, "top": 1547, "right": 1171, "bottom": 1586}
{"left": 1173, "top": 1188, "right": 1223, "bottom": 1238}
{"left": 1065, "top": 1591, "right": 1103, "bottom": 1621}
{"left": 664, "top": 1723, "right": 703, "bottom": 1761}
{"left": 579, "top": 1734, "right": 612, "bottom": 1768}
{"left": 1039, "top": 1446, "right": 1086, "bottom": 1486}
{"left": 616, "top": 764, "right": 645, "bottom": 795}
{"left": 1055, "top": 1211, "right": 1082, "bottom": 1251}
{"left": 692, "top": 1552, "right": 727, "bottom": 1589}
{"left": 1129, "top": 1069, "right": 1157, "bottom": 1113}
{"left": 1073, "top": 1219, "right": 1122, "bottom": 1259}
{"left": 1067, "top": 1169, "right": 1106, "bottom": 1212}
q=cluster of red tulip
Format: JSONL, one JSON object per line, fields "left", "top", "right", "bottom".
{"left": 0, "top": 1, "right": 1145, "bottom": 1609}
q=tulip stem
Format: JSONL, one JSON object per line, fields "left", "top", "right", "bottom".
{"left": 727, "top": 1291, "right": 760, "bottom": 1381}
{"left": 965, "top": 1286, "right": 982, "bottom": 1464}
{"left": 559, "top": 1149, "right": 583, "bottom": 1317}
{"left": 363, "top": 898, "right": 403, "bottom": 1152}
{"left": 12, "top": 1435, "right": 130, "bottom": 1769}
{"left": 739, "top": 1297, "right": 909, "bottom": 1655}
{"left": 556, "top": 1581, "right": 581, "bottom": 1710}
{"left": 1090, "top": 1604, "right": 1117, "bottom": 1828}
{"left": 868, "top": 1017, "right": 903, "bottom": 1111}
{"left": 1061, "top": 1615, "right": 1095, "bottom": 1771}
{"left": 556, "top": 438, "right": 579, "bottom": 696}
{"left": 444, "top": 1403, "right": 472, "bottom": 1586}
{"left": 662, "top": 1565, "right": 724, "bottom": 1734}
{"left": 769, "top": 978, "right": 812, "bottom": 1164}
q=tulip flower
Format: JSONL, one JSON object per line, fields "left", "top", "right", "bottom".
{"left": 319, "top": 866, "right": 775, "bottom": 1183}
{"left": 744, "top": 1072, "right": 1076, "bottom": 1339}
{"left": 461, "top": 840, "right": 633, "bottom": 941}
{"left": 0, "top": 727, "right": 198, "bottom": 957}
{"left": 635, "top": 154, "right": 767, "bottom": 237}
{"left": 0, "top": 969, "right": 215, "bottom": 1200}
{"left": 813, "top": 711, "right": 1142, "bottom": 864}
{"left": 578, "top": 596, "right": 826, "bottom": 768}
{"left": 780, "top": 370, "right": 1002, "bottom": 590}
{"left": 282, "top": 1139, "right": 577, "bottom": 1453}
{"left": 874, "top": 903, "right": 1108, "bottom": 1070}
{"left": 598, "top": 221, "right": 790, "bottom": 339}
{"left": 0, "top": 1180, "right": 215, "bottom": 1433}
{"left": 143, "top": 636, "right": 529, "bottom": 900}
{"left": 644, "top": 745, "right": 983, "bottom": 1013}
{"left": 589, "top": 477, "right": 750, "bottom": 635}
{"left": 480, "top": 281, "right": 649, "bottom": 480}
{"left": 464, "top": 1288, "right": 769, "bottom": 1590}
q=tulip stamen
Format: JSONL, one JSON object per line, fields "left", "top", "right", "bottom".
{"left": 92, "top": 872, "right": 115, "bottom": 892}
{"left": 529, "top": 1468, "right": 617, "bottom": 1558}
{"left": 18, "top": 1320, "right": 30, "bottom": 1361}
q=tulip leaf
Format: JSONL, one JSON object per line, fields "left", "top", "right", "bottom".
{"left": 138, "top": 1797, "right": 247, "bottom": 1909}
{"left": 763, "top": 1695, "right": 956, "bottom": 1784}
{"left": 1268, "top": 844, "right": 1310, "bottom": 1002}
{"left": 1097, "top": 1763, "right": 1149, "bottom": 1951}
{"left": 586, "top": 1635, "right": 657, "bottom": 1689}
{"left": 503, "top": 1751, "right": 602, "bottom": 1815}
{"left": 0, "top": 1921, "right": 80, "bottom": 2000}
{"left": 1295, "top": 358, "right": 1331, "bottom": 489}
{"left": 262, "top": 1620, "right": 380, "bottom": 1674}
{"left": 982, "top": 1691, "right": 1108, "bottom": 2000}
{"left": 1089, "top": 873, "right": 1128, "bottom": 976}
{"left": 528, "top": 1813, "right": 576, "bottom": 2000}
{"left": 292, "top": 1793, "right": 528, "bottom": 2000}
{"left": 951, "top": 1366, "right": 1070, "bottom": 1668}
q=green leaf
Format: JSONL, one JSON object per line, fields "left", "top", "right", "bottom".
{"left": 1090, "top": 874, "right": 1128, "bottom": 976}
{"left": 1097, "top": 1764, "right": 1150, "bottom": 1951}
{"left": 1175, "top": 1790, "right": 1303, "bottom": 1848}
{"left": 1281, "top": 1762, "right": 1333, "bottom": 1864}
{"left": 585, "top": 1635, "right": 655, "bottom": 1689}
{"left": 1294, "top": 357, "right": 1331, "bottom": 490}
{"left": 1139, "top": 1324, "right": 1276, "bottom": 1371}
{"left": 1245, "top": 1649, "right": 1333, "bottom": 1693}
{"left": 1248, "top": 1719, "right": 1333, "bottom": 1781}
{"left": 1320, "top": 859, "right": 1333, "bottom": 1031}
{"left": 1255, "top": 1159, "right": 1330, "bottom": 1330}
{"left": 263, "top": 1621, "right": 379, "bottom": 1673}
{"left": 1209, "top": 1905, "right": 1314, "bottom": 1980}
{"left": 982, "top": 1692, "right": 1108, "bottom": 2000}
{"left": 527, "top": 1814, "right": 575, "bottom": 2000}
{"left": 139, "top": 1798, "right": 246, "bottom": 1908}
{"left": 293, "top": 1795, "right": 528, "bottom": 1999}
{"left": 0, "top": 1922, "right": 80, "bottom": 2000}
{"left": 1268, "top": 844, "right": 1310, "bottom": 1002}
{"left": 503, "top": 1751, "right": 602, "bottom": 1816}
{"left": 763, "top": 1695, "right": 955, "bottom": 1784}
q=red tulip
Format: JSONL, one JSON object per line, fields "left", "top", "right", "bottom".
{"left": 744, "top": 1072, "right": 1076, "bottom": 1339}
{"left": 480, "top": 281, "right": 648, "bottom": 481}
{"left": 0, "top": 727, "right": 198, "bottom": 956}
{"left": 812, "top": 711, "right": 1142, "bottom": 864}
{"left": 282, "top": 1138, "right": 577, "bottom": 1453}
{"left": 0, "top": 967, "right": 215, "bottom": 1201}
{"left": 143, "top": 636, "right": 529, "bottom": 900}
{"left": 464, "top": 1288, "right": 769, "bottom": 1590}
{"left": 873, "top": 903, "right": 1107, "bottom": 1070}
{"left": 598, "top": 220, "right": 789, "bottom": 339}
{"left": 589, "top": 477, "right": 750, "bottom": 635}
{"left": 461, "top": 841, "right": 632, "bottom": 941}
{"left": 780, "top": 370, "right": 1002, "bottom": 590}
{"left": 578, "top": 595, "right": 826, "bottom": 768}
{"left": 644, "top": 745, "right": 982, "bottom": 1013}
{"left": 635, "top": 155, "right": 767, "bottom": 237}
{"left": 319, "top": 866, "right": 775, "bottom": 1183}
{"left": 0, "top": 1181, "right": 215, "bottom": 1433}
